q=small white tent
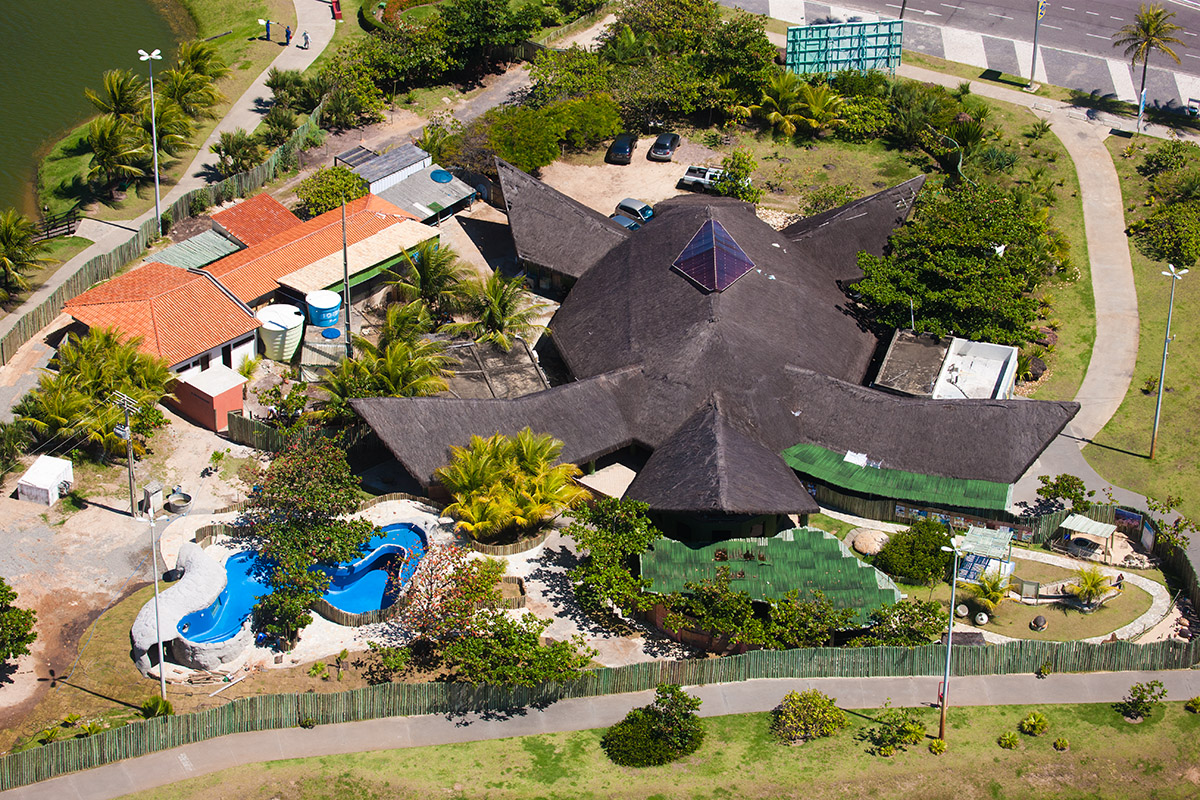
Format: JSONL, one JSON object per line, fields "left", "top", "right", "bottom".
{"left": 17, "top": 455, "right": 74, "bottom": 506}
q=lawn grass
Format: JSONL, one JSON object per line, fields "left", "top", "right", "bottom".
{"left": 806, "top": 512, "right": 857, "bottom": 542}
{"left": 1084, "top": 137, "right": 1200, "bottom": 521}
{"left": 119, "top": 701, "right": 1200, "bottom": 800}
{"left": 902, "top": 50, "right": 1072, "bottom": 103}
{"left": 37, "top": 0, "right": 296, "bottom": 218}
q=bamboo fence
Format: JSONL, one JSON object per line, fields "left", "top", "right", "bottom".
{"left": 3, "top": 635, "right": 1196, "bottom": 791}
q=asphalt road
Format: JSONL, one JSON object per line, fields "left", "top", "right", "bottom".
{"left": 835, "top": 0, "right": 1200, "bottom": 77}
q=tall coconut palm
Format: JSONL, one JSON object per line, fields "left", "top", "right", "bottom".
{"left": 318, "top": 339, "right": 453, "bottom": 423}
{"left": 135, "top": 98, "right": 192, "bottom": 158}
{"left": 794, "top": 84, "right": 846, "bottom": 137}
{"left": 175, "top": 39, "right": 230, "bottom": 82}
{"left": 84, "top": 69, "right": 147, "bottom": 120}
{"left": 0, "top": 209, "right": 53, "bottom": 303}
{"left": 85, "top": 116, "right": 147, "bottom": 197}
{"left": 373, "top": 300, "right": 435, "bottom": 350}
{"left": 159, "top": 66, "right": 221, "bottom": 119}
{"left": 749, "top": 71, "right": 805, "bottom": 138}
{"left": 443, "top": 272, "right": 550, "bottom": 352}
{"left": 1114, "top": 3, "right": 1185, "bottom": 101}
{"left": 387, "top": 240, "right": 471, "bottom": 322}
{"left": 19, "top": 373, "right": 91, "bottom": 445}
{"left": 435, "top": 433, "right": 510, "bottom": 498}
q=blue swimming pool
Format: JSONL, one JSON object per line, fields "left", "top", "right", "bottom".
{"left": 178, "top": 523, "right": 427, "bottom": 643}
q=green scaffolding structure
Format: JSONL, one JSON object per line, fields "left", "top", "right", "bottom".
{"left": 785, "top": 20, "right": 904, "bottom": 75}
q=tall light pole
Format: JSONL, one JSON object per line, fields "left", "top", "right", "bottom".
{"left": 938, "top": 541, "right": 962, "bottom": 741}
{"left": 1150, "top": 263, "right": 1188, "bottom": 459}
{"left": 1029, "top": 0, "right": 1046, "bottom": 88}
{"left": 139, "top": 48, "right": 163, "bottom": 238}
{"left": 148, "top": 506, "right": 167, "bottom": 700}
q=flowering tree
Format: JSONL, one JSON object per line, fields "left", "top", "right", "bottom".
{"left": 394, "top": 544, "right": 504, "bottom": 640}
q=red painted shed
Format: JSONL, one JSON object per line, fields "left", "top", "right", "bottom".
{"left": 169, "top": 364, "right": 247, "bottom": 432}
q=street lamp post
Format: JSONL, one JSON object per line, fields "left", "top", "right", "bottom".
{"left": 148, "top": 507, "right": 167, "bottom": 700}
{"left": 138, "top": 48, "right": 163, "bottom": 238}
{"left": 1150, "top": 263, "right": 1188, "bottom": 459}
{"left": 938, "top": 541, "right": 962, "bottom": 741}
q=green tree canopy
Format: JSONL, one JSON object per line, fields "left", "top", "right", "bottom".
{"left": 872, "top": 519, "right": 952, "bottom": 586}
{"left": 295, "top": 165, "right": 368, "bottom": 218}
{"left": 440, "top": 610, "right": 595, "bottom": 686}
{"left": 0, "top": 578, "right": 36, "bottom": 666}
{"left": 567, "top": 498, "right": 661, "bottom": 616}
{"left": 0, "top": 209, "right": 53, "bottom": 302}
{"left": 849, "top": 599, "right": 945, "bottom": 647}
{"left": 439, "top": 0, "right": 543, "bottom": 74}
{"left": 853, "top": 184, "right": 1061, "bottom": 346}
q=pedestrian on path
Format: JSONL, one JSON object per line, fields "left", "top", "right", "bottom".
{"left": 265, "top": 20, "right": 271, "bottom": 41}
{"left": 285, "top": 25, "right": 292, "bottom": 46}
{"left": 302, "top": 30, "right": 310, "bottom": 50}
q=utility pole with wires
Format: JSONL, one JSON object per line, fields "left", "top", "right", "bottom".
{"left": 111, "top": 391, "right": 140, "bottom": 518}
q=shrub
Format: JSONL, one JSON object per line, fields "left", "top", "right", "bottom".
{"left": 140, "top": 696, "right": 173, "bottom": 719}
{"left": 873, "top": 519, "right": 952, "bottom": 585}
{"left": 998, "top": 731, "right": 1020, "bottom": 749}
{"left": 978, "top": 145, "right": 1018, "bottom": 174}
{"left": 159, "top": 211, "right": 172, "bottom": 234}
{"left": 295, "top": 165, "right": 368, "bottom": 217}
{"left": 1053, "top": 736, "right": 1070, "bottom": 751}
{"left": 299, "top": 717, "right": 317, "bottom": 729}
{"left": 1186, "top": 696, "right": 1200, "bottom": 714}
{"left": 866, "top": 701, "right": 926, "bottom": 755}
{"left": 307, "top": 661, "right": 327, "bottom": 679}
{"left": 1117, "top": 680, "right": 1167, "bottom": 719}
{"left": 1138, "top": 139, "right": 1195, "bottom": 177}
{"left": 188, "top": 193, "right": 209, "bottom": 217}
{"left": 836, "top": 96, "right": 892, "bottom": 142}
{"left": 362, "top": 642, "right": 410, "bottom": 684}
{"left": 928, "top": 738, "right": 947, "bottom": 755}
{"left": 801, "top": 183, "right": 855, "bottom": 215}
{"left": 770, "top": 690, "right": 847, "bottom": 744}
{"left": 601, "top": 684, "right": 704, "bottom": 767}
{"left": 1018, "top": 711, "right": 1049, "bottom": 736}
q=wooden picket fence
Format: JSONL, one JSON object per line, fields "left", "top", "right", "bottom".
{"left": 2, "top": 635, "right": 1196, "bottom": 791}
{"left": 0, "top": 99, "right": 326, "bottom": 368}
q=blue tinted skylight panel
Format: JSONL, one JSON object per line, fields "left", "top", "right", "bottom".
{"left": 672, "top": 220, "right": 755, "bottom": 292}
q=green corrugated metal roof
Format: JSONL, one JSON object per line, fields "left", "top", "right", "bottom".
{"left": 639, "top": 528, "right": 901, "bottom": 625}
{"left": 153, "top": 230, "right": 242, "bottom": 270}
{"left": 780, "top": 443, "right": 1011, "bottom": 511}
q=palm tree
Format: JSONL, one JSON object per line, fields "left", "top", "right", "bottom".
{"left": 387, "top": 241, "right": 471, "bottom": 322}
{"left": 209, "top": 129, "right": 264, "bottom": 176}
{"left": 0, "top": 421, "right": 31, "bottom": 474}
{"left": 374, "top": 300, "right": 435, "bottom": 350}
{"left": 600, "top": 25, "right": 657, "bottom": 66}
{"left": 175, "top": 39, "right": 230, "bottom": 82}
{"left": 85, "top": 116, "right": 147, "bottom": 197}
{"left": 1114, "top": 3, "right": 1185, "bottom": 102}
{"left": 794, "top": 84, "right": 846, "bottom": 137}
{"left": 261, "top": 105, "right": 298, "bottom": 148}
{"left": 1068, "top": 566, "right": 1111, "bottom": 607}
{"left": 265, "top": 67, "right": 307, "bottom": 111}
{"left": 84, "top": 70, "right": 147, "bottom": 120}
{"left": 0, "top": 209, "right": 53, "bottom": 303}
{"left": 19, "top": 373, "right": 91, "bottom": 446}
{"left": 318, "top": 339, "right": 453, "bottom": 423}
{"left": 435, "top": 433, "right": 510, "bottom": 498}
{"left": 749, "top": 71, "right": 806, "bottom": 138}
{"left": 135, "top": 98, "right": 192, "bottom": 158}
{"left": 159, "top": 66, "right": 221, "bottom": 119}
{"left": 443, "top": 272, "right": 550, "bottom": 352}
{"left": 961, "top": 570, "right": 1013, "bottom": 616}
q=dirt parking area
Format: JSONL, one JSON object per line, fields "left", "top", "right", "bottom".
{"left": 539, "top": 137, "right": 723, "bottom": 217}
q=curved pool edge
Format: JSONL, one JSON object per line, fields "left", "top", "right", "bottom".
{"left": 131, "top": 542, "right": 230, "bottom": 676}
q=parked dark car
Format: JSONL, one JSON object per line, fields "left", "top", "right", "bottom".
{"left": 609, "top": 213, "right": 641, "bottom": 231}
{"left": 648, "top": 132, "right": 681, "bottom": 161}
{"left": 606, "top": 133, "right": 638, "bottom": 164}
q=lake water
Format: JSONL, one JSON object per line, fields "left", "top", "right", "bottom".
{"left": 0, "top": 0, "right": 191, "bottom": 217}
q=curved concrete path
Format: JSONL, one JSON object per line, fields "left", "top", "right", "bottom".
{"left": 0, "top": 0, "right": 337, "bottom": 346}
{"left": 4, "top": 669, "right": 1199, "bottom": 800}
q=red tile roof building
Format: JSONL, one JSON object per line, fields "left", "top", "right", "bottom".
{"left": 210, "top": 193, "right": 303, "bottom": 246}
{"left": 64, "top": 262, "right": 260, "bottom": 368}
{"left": 202, "top": 194, "right": 420, "bottom": 305}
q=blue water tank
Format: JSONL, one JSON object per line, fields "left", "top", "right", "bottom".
{"left": 305, "top": 290, "right": 342, "bottom": 327}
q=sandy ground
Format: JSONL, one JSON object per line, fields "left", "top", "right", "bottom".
{"left": 553, "top": 14, "right": 615, "bottom": 50}
{"left": 0, "top": 408, "right": 256, "bottom": 728}
{"left": 538, "top": 137, "right": 724, "bottom": 218}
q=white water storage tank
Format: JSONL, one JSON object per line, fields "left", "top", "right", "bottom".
{"left": 306, "top": 290, "right": 342, "bottom": 327}
{"left": 256, "top": 304, "right": 305, "bottom": 362}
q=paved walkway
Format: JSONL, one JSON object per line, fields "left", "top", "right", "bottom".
{"left": 0, "top": 0, "right": 337, "bottom": 346}
{"left": 5, "top": 668, "right": 1199, "bottom": 800}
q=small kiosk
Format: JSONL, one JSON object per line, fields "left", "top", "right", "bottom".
{"left": 956, "top": 525, "right": 1015, "bottom": 583}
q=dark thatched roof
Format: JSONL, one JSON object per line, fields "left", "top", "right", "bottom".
{"left": 778, "top": 368, "right": 1078, "bottom": 484}
{"left": 780, "top": 174, "right": 925, "bottom": 285}
{"left": 496, "top": 159, "right": 629, "bottom": 279}
{"left": 625, "top": 403, "right": 819, "bottom": 515}
{"left": 354, "top": 174, "right": 1079, "bottom": 516}
{"left": 349, "top": 370, "right": 635, "bottom": 488}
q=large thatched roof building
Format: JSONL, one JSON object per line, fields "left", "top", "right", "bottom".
{"left": 352, "top": 162, "right": 1077, "bottom": 536}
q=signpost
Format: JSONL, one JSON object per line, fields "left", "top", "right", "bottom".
{"left": 1029, "top": 0, "right": 1047, "bottom": 88}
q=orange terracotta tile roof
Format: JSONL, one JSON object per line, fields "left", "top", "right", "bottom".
{"left": 203, "top": 195, "right": 419, "bottom": 303}
{"left": 210, "top": 193, "right": 302, "bottom": 246}
{"left": 64, "top": 262, "right": 260, "bottom": 367}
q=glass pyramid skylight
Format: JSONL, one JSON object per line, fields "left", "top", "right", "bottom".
{"left": 671, "top": 220, "right": 755, "bottom": 292}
